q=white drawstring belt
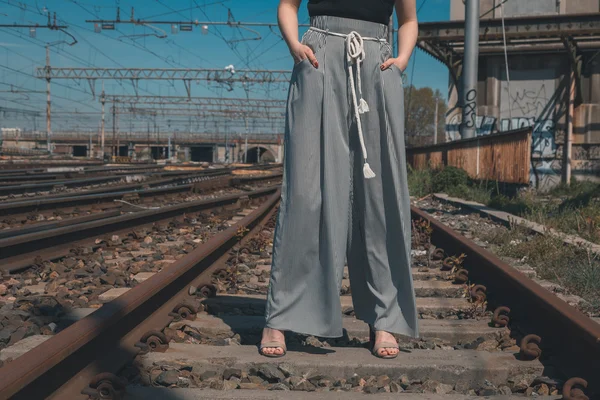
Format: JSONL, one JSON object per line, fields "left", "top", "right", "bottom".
{"left": 308, "top": 27, "right": 385, "bottom": 179}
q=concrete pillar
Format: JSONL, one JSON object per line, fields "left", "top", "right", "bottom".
{"left": 563, "top": 67, "right": 575, "bottom": 185}
{"left": 461, "top": 0, "right": 481, "bottom": 139}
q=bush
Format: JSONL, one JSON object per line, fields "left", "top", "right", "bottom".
{"left": 407, "top": 165, "right": 433, "bottom": 198}
{"left": 431, "top": 166, "right": 469, "bottom": 193}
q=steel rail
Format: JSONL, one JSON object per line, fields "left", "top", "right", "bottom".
{"left": 0, "top": 165, "right": 280, "bottom": 208}
{"left": 0, "top": 161, "right": 104, "bottom": 171}
{"left": 0, "top": 177, "right": 214, "bottom": 217}
{"left": 0, "top": 188, "right": 280, "bottom": 399}
{"left": 0, "top": 195, "right": 596, "bottom": 397}
{"left": 0, "top": 174, "right": 203, "bottom": 206}
{"left": 412, "top": 206, "right": 600, "bottom": 393}
{"left": 0, "top": 186, "right": 279, "bottom": 273}
{"left": 0, "top": 210, "right": 122, "bottom": 240}
{"left": 0, "top": 168, "right": 281, "bottom": 216}
{"left": 0, "top": 166, "right": 165, "bottom": 183}
{"left": 0, "top": 169, "right": 218, "bottom": 196}
{"left": 1, "top": 173, "right": 282, "bottom": 238}
{"left": 0, "top": 168, "right": 209, "bottom": 188}
{"left": 0, "top": 164, "right": 160, "bottom": 176}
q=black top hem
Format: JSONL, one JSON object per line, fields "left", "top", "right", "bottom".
{"left": 307, "top": 0, "right": 394, "bottom": 26}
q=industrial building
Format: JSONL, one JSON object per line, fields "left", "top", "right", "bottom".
{"left": 419, "top": 0, "right": 600, "bottom": 188}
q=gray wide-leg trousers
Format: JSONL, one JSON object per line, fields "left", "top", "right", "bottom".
{"left": 265, "top": 15, "right": 419, "bottom": 339}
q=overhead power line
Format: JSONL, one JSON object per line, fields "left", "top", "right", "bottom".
{"left": 114, "top": 106, "right": 285, "bottom": 120}
{"left": 0, "top": 11, "right": 66, "bottom": 30}
{"left": 102, "top": 95, "right": 285, "bottom": 108}
{"left": 35, "top": 67, "right": 292, "bottom": 98}
{"left": 85, "top": 7, "right": 310, "bottom": 34}
{"left": 36, "top": 67, "right": 291, "bottom": 82}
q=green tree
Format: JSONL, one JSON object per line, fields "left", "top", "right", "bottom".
{"left": 404, "top": 86, "right": 447, "bottom": 147}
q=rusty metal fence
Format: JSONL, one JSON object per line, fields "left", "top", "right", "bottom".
{"left": 406, "top": 128, "right": 532, "bottom": 184}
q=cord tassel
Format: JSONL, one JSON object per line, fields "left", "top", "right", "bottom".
{"left": 358, "top": 98, "right": 370, "bottom": 114}
{"left": 363, "top": 162, "right": 376, "bottom": 179}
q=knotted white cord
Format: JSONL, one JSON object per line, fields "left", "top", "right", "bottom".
{"left": 309, "top": 27, "right": 384, "bottom": 179}
{"left": 346, "top": 31, "right": 375, "bottom": 178}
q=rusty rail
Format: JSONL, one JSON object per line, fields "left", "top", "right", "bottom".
{"left": 0, "top": 210, "right": 122, "bottom": 239}
{"left": 0, "top": 188, "right": 280, "bottom": 399}
{"left": 0, "top": 186, "right": 279, "bottom": 273}
{"left": 0, "top": 163, "right": 279, "bottom": 204}
{"left": 0, "top": 170, "right": 194, "bottom": 196}
{"left": 0, "top": 171, "right": 282, "bottom": 217}
{"left": 2, "top": 190, "right": 596, "bottom": 398}
{"left": 411, "top": 206, "right": 600, "bottom": 394}
{"left": 0, "top": 173, "right": 282, "bottom": 239}
{"left": 0, "top": 165, "right": 162, "bottom": 183}
{"left": 0, "top": 161, "right": 104, "bottom": 171}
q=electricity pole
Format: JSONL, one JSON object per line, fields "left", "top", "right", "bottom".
{"left": 147, "top": 120, "right": 151, "bottom": 161}
{"left": 434, "top": 96, "right": 439, "bottom": 145}
{"left": 461, "top": 0, "right": 480, "bottom": 139}
{"left": 100, "top": 83, "right": 105, "bottom": 160}
{"left": 112, "top": 103, "right": 117, "bottom": 158}
{"left": 45, "top": 45, "right": 52, "bottom": 153}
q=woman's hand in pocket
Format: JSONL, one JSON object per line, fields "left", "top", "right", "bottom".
{"left": 290, "top": 41, "right": 319, "bottom": 68}
{"left": 380, "top": 57, "right": 408, "bottom": 72}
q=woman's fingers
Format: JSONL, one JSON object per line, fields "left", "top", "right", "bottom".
{"left": 305, "top": 48, "right": 319, "bottom": 68}
{"left": 292, "top": 44, "right": 318, "bottom": 68}
{"left": 380, "top": 58, "right": 396, "bottom": 70}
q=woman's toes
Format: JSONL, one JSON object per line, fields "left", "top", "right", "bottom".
{"left": 377, "top": 347, "right": 398, "bottom": 356}
{"left": 262, "top": 346, "right": 285, "bottom": 355}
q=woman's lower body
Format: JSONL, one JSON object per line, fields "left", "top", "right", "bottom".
{"left": 264, "top": 15, "right": 419, "bottom": 342}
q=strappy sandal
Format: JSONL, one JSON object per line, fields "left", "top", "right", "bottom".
{"left": 259, "top": 341, "right": 287, "bottom": 358}
{"left": 369, "top": 325, "right": 399, "bottom": 359}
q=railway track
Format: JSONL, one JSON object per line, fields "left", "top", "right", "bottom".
{"left": 0, "top": 175, "right": 282, "bottom": 273}
{"left": 0, "top": 165, "right": 165, "bottom": 184}
{"left": 0, "top": 191, "right": 597, "bottom": 399}
{"left": 0, "top": 163, "right": 279, "bottom": 199}
{"left": 0, "top": 161, "right": 104, "bottom": 171}
{"left": 0, "top": 170, "right": 282, "bottom": 231}
{"left": 0, "top": 170, "right": 212, "bottom": 197}
{"left": 0, "top": 169, "right": 226, "bottom": 204}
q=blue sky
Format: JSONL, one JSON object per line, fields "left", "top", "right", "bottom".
{"left": 0, "top": 0, "right": 450, "bottom": 132}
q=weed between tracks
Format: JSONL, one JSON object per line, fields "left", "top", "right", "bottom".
{"left": 408, "top": 166, "right": 600, "bottom": 245}
{"left": 481, "top": 223, "right": 600, "bottom": 315}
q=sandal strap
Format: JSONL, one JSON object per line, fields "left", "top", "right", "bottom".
{"left": 260, "top": 341, "right": 287, "bottom": 351}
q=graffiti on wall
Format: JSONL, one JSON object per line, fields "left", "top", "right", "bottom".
{"left": 500, "top": 118, "right": 557, "bottom": 157}
{"left": 500, "top": 72, "right": 560, "bottom": 188}
{"left": 447, "top": 115, "right": 556, "bottom": 157}
{"left": 463, "top": 89, "right": 478, "bottom": 131}
{"left": 446, "top": 114, "right": 497, "bottom": 141}
{"left": 531, "top": 160, "right": 561, "bottom": 191}
{"left": 444, "top": 68, "right": 565, "bottom": 188}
